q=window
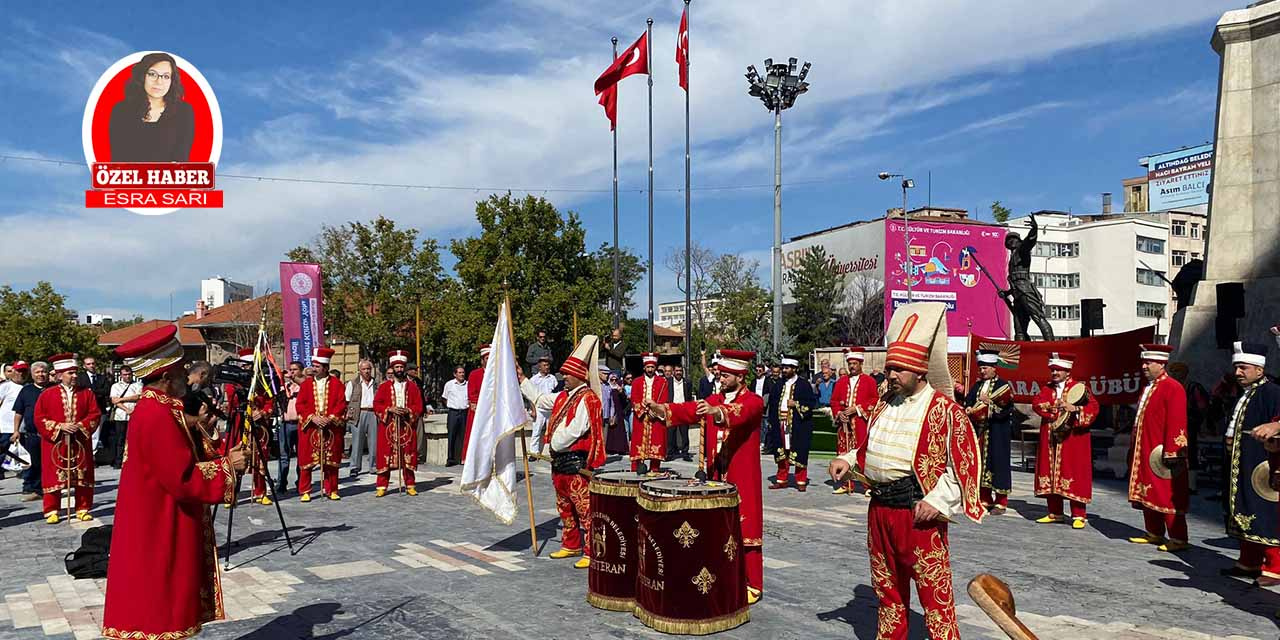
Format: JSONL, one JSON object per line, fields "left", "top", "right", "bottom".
{"left": 1031, "top": 241, "right": 1080, "bottom": 258}
{"left": 1137, "top": 301, "right": 1166, "bottom": 318}
{"left": 1136, "top": 235, "right": 1165, "bottom": 254}
{"left": 1171, "top": 220, "right": 1187, "bottom": 236}
{"left": 1046, "top": 305, "right": 1081, "bottom": 320}
{"left": 1136, "top": 268, "right": 1167, "bottom": 287}
{"left": 1191, "top": 252, "right": 1201, "bottom": 260}
{"left": 1171, "top": 250, "right": 1188, "bottom": 267}
{"left": 1190, "top": 223, "right": 1201, "bottom": 239}
{"left": 1032, "top": 272, "right": 1080, "bottom": 289}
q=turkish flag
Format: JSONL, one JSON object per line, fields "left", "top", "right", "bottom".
{"left": 677, "top": 7, "right": 688, "bottom": 91}
{"left": 597, "top": 84, "right": 618, "bottom": 131}
{"left": 594, "top": 32, "right": 648, "bottom": 95}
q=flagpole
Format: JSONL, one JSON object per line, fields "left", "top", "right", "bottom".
{"left": 504, "top": 293, "right": 539, "bottom": 558}
{"left": 682, "top": 0, "right": 692, "bottom": 373}
{"left": 646, "top": 17, "right": 655, "bottom": 353}
{"left": 611, "top": 36, "right": 621, "bottom": 330}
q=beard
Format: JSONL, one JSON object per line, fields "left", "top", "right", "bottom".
{"left": 394, "top": 371, "right": 408, "bottom": 380}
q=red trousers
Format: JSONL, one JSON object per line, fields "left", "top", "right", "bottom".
{"left": 867, "top": 502, "right": 959, "bottom": 640}
{"left": 554, "top": 472, "right": 591, "bottom": 555}
{"left": 251, "top": 466, "right": 267, "bottom": 498}
{"left": 745, "top": 547, "right": 762, "bottom": 593}
{"left": 43, "top": 488, "right": 92, "bottom": 515}
{"left": 1239, "top": 541, "right": 1280, "bottom": 578}
{"left": 1046, "top": 496, "right": 1086, "bottom": 518}
{"left": 298, "top": 467, "right": 338, "bottom": 496}
{"left": 376, "top": 468, "right": 416, "bottom": 489}
{"left": 981, "top": 489, "right": 1008, "bottom": 508}
{"left": 1142, "top": 508, "right": 1187, "bottom": 543}
{"left": 776, "top": 461, "right": 809, "bottom": 487}
{"left": 630, "top": 459, "right": 661, "bottom": 473}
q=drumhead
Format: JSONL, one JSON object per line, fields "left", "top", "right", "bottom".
{"left": 595, "top": 470, "right": 668, "bottom": 486}
{"left": 640, "top": 478, "right": 738, "bottom": 498}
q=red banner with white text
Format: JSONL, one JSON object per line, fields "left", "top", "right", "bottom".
{"left": 966, "top": 326, "right": 1156, "bottom": 405}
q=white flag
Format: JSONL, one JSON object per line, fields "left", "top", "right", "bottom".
{"left": 460, "top": 297, "right": 528, "bottom": 524}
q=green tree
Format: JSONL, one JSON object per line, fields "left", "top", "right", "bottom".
{"left": 0, "top": 282, "right": 106, "bottom": 364}
{"left": 991, "top": 200, "right": 1012, "bottom": 223}
{"left": 784, "top": 245, "right": 842, "bottom": 359}
{"left": 447, "top": 194, "right": 643, "bottom": 371}
{"left": 708, "top": 254, "right": 770, "bottom": 345}
{"left": 101, "top": 315, "right": 146, "bottom": 331}
{"left": 286, "top": 215, "right": 446, "bottom": 367}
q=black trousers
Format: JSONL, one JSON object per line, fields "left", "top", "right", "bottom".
{"left": 447, "top": 408, "right": 467, "bottom": 465}
{"left": 111, "top": 420, "right": 129, "bottom": 467}
{"left": 667, "top": 424, "right": 689, "bottom": 456}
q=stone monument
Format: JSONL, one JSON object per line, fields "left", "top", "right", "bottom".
{"left": 1171, "top": 1, "right": 1280, "bottom": 386}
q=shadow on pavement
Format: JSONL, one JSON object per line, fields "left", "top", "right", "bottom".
{"left": 235, "top": 598, "right": 417, "bottom": 639}
{"left": 1153, "top": 555, "right": 1280, "bottom": 632}
{"left": 816, "top": 584, "right": 927, "bottom": 640}
{"left": 487, "top": 517, "right": 561, "bottom": 556}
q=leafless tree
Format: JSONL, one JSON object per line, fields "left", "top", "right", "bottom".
{"left": 663, "top": 242, "right": 717, "bottom": 333}
{"left": 838, "top": 274, "right": 885, "bottom": 346}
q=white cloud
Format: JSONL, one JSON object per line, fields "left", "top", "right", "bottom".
{"left": 0, "top": 0, "right": 1234, "bottom": 315}
{"left": 926, "top": 101, "right": 1075, "bottom": 143}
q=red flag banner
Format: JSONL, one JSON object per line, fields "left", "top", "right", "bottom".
{"left": 597, "top": 84, "right": 618, "bottom": 130}
{"left": 594, "top": 32, "right": 649, "bottom": 95}
{"left": 676, "top": 6, "right": 689, "bottom": 90}
{"left": 966, "top": 326, "right": 1156, "bottom": 405}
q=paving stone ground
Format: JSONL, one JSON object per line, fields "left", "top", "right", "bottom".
{"left": 1, "top": 437, "right": 1277, "bottom": 639}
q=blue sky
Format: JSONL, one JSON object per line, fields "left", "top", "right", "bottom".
{"left": 0, "top": 1, "right": 1232, "bottom": 322}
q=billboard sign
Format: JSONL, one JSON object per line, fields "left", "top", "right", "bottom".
{"left": 779, "top": 220, "right": 885, "bottom": 305}
{"left": 884, "top": 220, "right": 1009, "bottom": 338}
{"left": 1147, "top": 143, "right": 1213, "bottom": 210}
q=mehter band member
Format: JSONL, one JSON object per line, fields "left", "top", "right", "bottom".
{"left": 1032, "top": 352, "right": 1098, "bottom": 529}
{"left": 102, "top": 324, "right": 247, "bottom": 640}
{"left": 829, "top": 302, "right": 984, "bottom": 640}
{"left": 965, "top": 349, "right": 1015, "bottom": 514}
{"left": 1224, "top": 342, "right": 1280, "bottom": 583}
{"left": 771, "top": 355, "right": 818, "bottom": 492}
{"left": 649, "top": 349, "right": 766, "bottom": 604}
{"left": 33, "top": 353, "right": 100, "bottom": 523}
{"left": 108, "top": 52, "right": 195, "bottom": 162}
{"left": 1126, "top": 343, "right": 1191, "bottom": 552}
{"left": 522, "top": 335, "right": 606, "bottom": 569}
{"left": 374, "top": 350, "right": 424, "bottom": 497}
{"left": 234, "top": 348, "right": 274, "bottom": 506}
{"left": 462, "top": 344, "right": 490, "bottom": 463}
{"left": 830, "top": 347, "right": 878, "bottom": 495}
{"left": 630, "top": 353, "right": 669, "bottom": 472}
{"left": 296, "top": 347, "right": 347, "bottom": 502}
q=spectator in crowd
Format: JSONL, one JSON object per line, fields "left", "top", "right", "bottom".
{"left": 699, "top": 350, "right": 720, "bottom": 398}
{"left": 108, "top": 365, "right": 143, "bottom": 469}
{"left": 663, "top": 364, "right": 674, "bottom": 379}
{"left": 406, "top": 363, "right": 432, "bottom": 458}
{"left": 441, "top": 366, "right": 469, "bottom": 466}
{"left": 526, "top": 329, "right": 553, "bottom": 369}
{"left": 12, "top": 361, "right": 52, "bottom": 500}
{"left": 754, "top": 363, "right": 774, "bottom": 452}
{"left": 77, "top": 355, "right": 112, "bottom": 454}
{"left": 605, "top": 326, "right": 626, "bottom": 373}
{"left": 275, "top": 361, "right": 305, "bottom": 496}
{"left": 666, "top": 364, "right": 694, "bottom": 461}
{"left": 345, "top": 359, "right": 378, "bottom": 479}
{"left": 527, "top": 357, "right": 557, "bottom": 457}
{"left": 1168, "top": 361, "right": 1208, "bottom": 492}
{"left": 0, "top": 362, "right": 27, "bottom": 480}
{"left": 815, "top": 360, "right": 836, "bottom": 405}
{"left": 602, "top": 367, "right": 629, "bottom": 455}
{"left": 620, "top": 372, "right": 635, "bottom": 438}
{"left": 186, "top": 361, "right": 213, "bottom": 392}
{"left": 331, "top": 369, "right": 344, "bottom": 381}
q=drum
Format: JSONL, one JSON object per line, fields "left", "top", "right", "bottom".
{"left": 634, "top": 479, "right": 749, "bottom": 635}
{"left": 587, "top": 470, "right": 670, "bottom": 611}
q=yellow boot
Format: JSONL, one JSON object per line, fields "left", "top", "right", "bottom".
{"left": 300, "top": 493, "right": 312, "bottom": 503}
{"left": 257, "top": 496, "right": 273, "bottom": 506}
{"left": 406, "top": 486, "right": 418, "bottom": 496}
{"left": 574, "top": 557, "right": 590, "bottom": 569}
{"left": 1158, "top": 540, "right": 1191, "bottom": 552}
{"left": 549, "top": 548, "right": 583, "bottom": 559}
{"left": 1071, "top": 517, "right": 1087, "bottom": 530}
{"left": 1035, "top": 514, "right": 1062, "bottom": 524}
{"left": 45, "top": 512, "right": 60, "bottom": 524}
{"left": 76, "top": 511, "right": 93, "bottom": 522}
{"left": 1128, "top": 533, "right": 1165, "bottom": 545}
{"left": 375, "top": 488, "right": 387, "bottom": 498}
{"left": 328, "top": 492, "right": 341, "bottom": 501}
{"left": 747, "top": 587, "right": 762, "bottom": 605}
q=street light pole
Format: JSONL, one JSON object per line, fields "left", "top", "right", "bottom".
{"left": 746, "top": 57, "right": 811, "bottom": 353}
{"left": 879, "top": 172, "right": 915, "bottom": 305}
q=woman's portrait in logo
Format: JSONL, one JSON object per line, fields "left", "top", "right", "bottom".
{"left": 107, "top": 52, "right": 194, "bottom": 162}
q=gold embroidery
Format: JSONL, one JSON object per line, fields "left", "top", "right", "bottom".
{"left": 102, "top": 623, "right": 204, "bottom": 639}
{"left": 1235, "top": 513, "right": 1256, "bottom": 532}
{"left": 723, "top": 536, "right": 738, "bottom": 562}
{"left": 196, "top": 461, "right": 219, "bottom": 480}
{"left": 1174, "top": 433, "right": 1188, "bottom": 448}
{"left": 869, "top": 549, "right": 894, "bottom": 598}
{"left": 691, "top": 567, "right": 716, "bottom": 595}
{"left": 878, "top": 602, "right": 905, "bottom": 638}
{"left": 1134, "top": 482, "right": 1151, "bottom": 499}
{"left": 1060, "top": 477, "right": 1073, "bottom": 491}
{"left": 674, "top": 521, "right": 700, "bottom": 548}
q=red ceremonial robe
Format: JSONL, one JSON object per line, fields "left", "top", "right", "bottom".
{"left": 1128, "top": 373, "right": 1189, "bottom": 514}
{"left": 830, "top": 373, "right": 878, "bottom": 471}
{"left": 1032, "top": 379, "right": 1099, "bottom": 504}
{"left": 295, "top": 375, "right": 347, "bottom": 494}
{"left": 665, "top": 388, "right": 765, "bottom": 592}
{"left": 462, "top": 367, "right": 484, "bottom": 462}
{"left": 102, "top": 388, "right": 236, "bottom": 640}
{"left": 545, "top": 386, "right": 605, "bottom": 554}
{"left": 630, "top": 374, "right": 670, "bottom": 464}
{"left": 33, "top": 385, "right": 100, "bottom": 513}
{"left": 373, "top": 378, "right": 424, "bottom": 482}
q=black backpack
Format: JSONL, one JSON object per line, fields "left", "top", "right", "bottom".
{"left": 64, "top": 525, "right": 112, "bottom": 579}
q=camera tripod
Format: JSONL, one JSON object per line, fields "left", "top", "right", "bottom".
{"left": 214, "top": 399, "right": 296, "bottom": 569}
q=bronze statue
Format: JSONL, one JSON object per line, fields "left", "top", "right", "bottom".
{"left": 999, "top": 215, "right": 1055, "bottom": 341}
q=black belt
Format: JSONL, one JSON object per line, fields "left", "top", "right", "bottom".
{"left": 869, "top": 475, "right": 924, "bottom": 509}
{"left": 360, "top": 408, "right": 375, "bottom": 413}
{"left": 551, "top": 450, "right": 587, "bottom": 475}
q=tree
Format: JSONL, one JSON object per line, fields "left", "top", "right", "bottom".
{"left": 0, "top": 282, "right": 106, "bottom": 364}
{"left": 708, "top": 254, "right": 770, "bottom": 345}
{"left": 101, "top": 315, "right": 146, "bottom": 331}
{"left": 784, "top": 245, "right": 842, "bottom": 359}
{"left": 838, "top": 274, "right": 885, "bottom": 346}
{"left": 447, "top": 194, "right": 643, "bottom": 372}
{"left": 286, "top": 215, "right": 446, "bottom": 368}
{"left": 991, "top": 200, "right": 1012, "bottom": 223}
{"left": 663, "top": 242, "right": 716, "bottom": 333}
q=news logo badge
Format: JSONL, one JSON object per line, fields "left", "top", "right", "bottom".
{"left": 82, "top": 51, "right": 223, "bottom": 215}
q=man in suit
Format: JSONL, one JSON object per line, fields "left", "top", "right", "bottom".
{"left": 753, "top": 363, "right": 774, "bottom": 454}
{"left": 77, "top": 356, "right": 112, "bottom": 454}
{"left": 665, "top": 364, "right": 694, "bottom": 461}
{"left": 698, "top": 350, "right": 720, "bottom": 399}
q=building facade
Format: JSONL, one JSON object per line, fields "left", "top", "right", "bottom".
{"left": 655, "top": 297, "right": 724, "bottom": 329}
{"left": 1006, "top": 212, "right": 1173, "bottom": 341}
{"left": 200, "top": 276, "right": 254, "bottom": 309}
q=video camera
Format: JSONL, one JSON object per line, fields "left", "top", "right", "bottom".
{"left": 212, "top": 362, "right": 253, "bottom": 389}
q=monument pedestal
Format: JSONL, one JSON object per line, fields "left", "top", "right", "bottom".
{"left": 1171, "top": 2, "right": 1280, "bottom": 386}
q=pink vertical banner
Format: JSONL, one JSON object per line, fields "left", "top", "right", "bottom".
{"left": 884, "top": 220, "right": 1010, "bottom": 338}
{"left": 279, "top": 262, "right": 324, "bottom": 364}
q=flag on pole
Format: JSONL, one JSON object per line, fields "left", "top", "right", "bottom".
{"left": 594, "top": 32, "right": 649, "bottom": 95}
{"left": 597, "top": 84, "right": 618, "bottom": 130}
{"left": 460, "top": 297, "right": 528, "bottom": 524}
{"left": 676, "top": 5, "right": 689, "bottom": 91}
